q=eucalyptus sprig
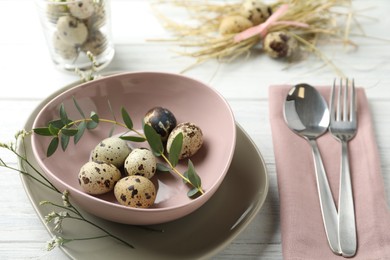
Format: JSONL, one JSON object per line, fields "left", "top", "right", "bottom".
{"left": 0, "top": 131, "right": 134, "bottom": 251}
{"left": 33, "top": 98, "right": 204, "bottom": 197}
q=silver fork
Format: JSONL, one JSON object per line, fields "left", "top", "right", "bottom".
{"left": 329, "top": 78, "right": 357, "bottom": 257}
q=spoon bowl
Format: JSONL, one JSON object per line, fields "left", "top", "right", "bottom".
{"left": 283, "top": 83, "right": 340, "bottom": 255}
{"left": 284, "top": 83, "right": 329, "bottom": 139}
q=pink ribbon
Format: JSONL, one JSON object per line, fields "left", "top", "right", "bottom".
{"left": 234, "top": 4, "right": 309, "bottom": 43}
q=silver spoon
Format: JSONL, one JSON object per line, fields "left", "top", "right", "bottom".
{"left": 283, "top": 83, "right": 340, "bottom": 255}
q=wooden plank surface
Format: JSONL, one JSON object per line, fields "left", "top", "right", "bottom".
{"left": 1, "top": 0, "right": 390, "bottom": 259}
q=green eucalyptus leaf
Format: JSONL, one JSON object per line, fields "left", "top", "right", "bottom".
{"left": 74, "top": 121, "right": 86, "bottom": 144}
{"left": 187, "top": 188, "right": 200, "bottom": 198}
{"left": 156, "top": 163, "right": 171, "bottom": 172}
{"left": 47, "top": 119, "right": 66, "bottom": 129}
{"left": 59, "top": 104, "right": 68, "bottom": 125}
{"left": 120, "top": 136, "right": 146, "bottom": 142}
{"left": 62, "top": 128, "right": 78, "bottom": 136}
{"left": 73, "top": 96, "right": 86, "bottom": 118}
{"left": 168, "top": 133, "right": 183, "bottom": 167}
{"left": 47, "top": 137, "right": 59, "bottom": 157}
{"left": 187, "top": 159, "right": 201, "bottom": 188}
{"left": 121, "top": 107, "right": 133, "bottom": 129}
{"left": 61, "top": 134, "right": 70, "bottom": 151}
{"left": 90, "top": 111, "right": 99, "bottom": 123}
{"left": 87, "top": 120, "right": 98, "bottom": 129}
{"left": 48, "top": 124, "right": 60, "bottom": 136}
{"left": 143, "top": 124, "right": 164, "bottom": 156}
{"left": 183, "top": 170, "right": 189, "bottom": 184}
{"left": 33, "top": 127, "right": 52, "bottom": 136}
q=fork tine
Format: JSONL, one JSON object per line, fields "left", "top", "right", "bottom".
{"left": 337, "top": 78, "right": 342, "bottom": 121}
{"left": 343, "top": 79, "right": 348, "bottom": 121}
{"left": 350, "top": 79, "right": 357, "bottom": 122}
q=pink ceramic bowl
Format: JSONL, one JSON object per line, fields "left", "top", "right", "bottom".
{"left": 31, "top": 72, "right": 236, "bottom": 225}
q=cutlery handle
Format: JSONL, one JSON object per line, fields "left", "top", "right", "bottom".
{"left": 339, "top": 141, "right": 357, "bottom": 257}
{"left": 310, "top": 139, "right": 340, "bottom": 255}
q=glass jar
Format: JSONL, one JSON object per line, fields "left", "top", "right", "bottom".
{"left": 35, "top": 0, "right": 115, "bottom": 72}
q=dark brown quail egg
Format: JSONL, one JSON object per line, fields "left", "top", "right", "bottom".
{"left": 91, "top": 137, "right": 131, "bottom": 168}
{"left": 114, "top": 176, "right": 156, "bottom": 208}
{"left": 263, "top": 31, "right": 298, "bottom": 58}
{"left": 144, "top": 107, "right": 177, "bottom": 142}
{"left": 166, "top": 122, "right": 203, "bottom": 160}
{"left": 124, "top": 148, "right": 156, "bottom": 179}
{"left": 78, "top": 161, "right": 121, "bottom": 195}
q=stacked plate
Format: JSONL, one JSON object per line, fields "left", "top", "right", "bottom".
{"left": 19, "top": 72, "right": 268, "bottom": 258}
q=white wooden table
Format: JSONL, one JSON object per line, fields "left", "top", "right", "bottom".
{"left": 1, "top": 0, "right": 390, "bottom": 259}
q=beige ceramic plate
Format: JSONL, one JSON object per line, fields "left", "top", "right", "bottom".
{"left": 18, "top": 77, "right": 268, "bottom": 259}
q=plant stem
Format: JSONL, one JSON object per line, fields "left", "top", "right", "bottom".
{"left": 66, "top": 215, "right": 134, "bottom": 248}
{"left": 160, "top": 153, "right": 204, "bottom": 195}
{"left": 11, "top": 138, "right": 60, "bottom": 193}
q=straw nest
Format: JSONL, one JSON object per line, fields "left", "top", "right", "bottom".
{"left": 152, "top": 0, "right": 357, "bottom": 74}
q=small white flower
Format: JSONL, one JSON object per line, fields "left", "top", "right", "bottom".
{"left": 62, "top": 190, "right": 71, "bottom": 207}
{"left": 44, "top": 211, "right": 57, "bottom": 223}
{"left": 46, "top": 236, "right": 67, "bottom": 251}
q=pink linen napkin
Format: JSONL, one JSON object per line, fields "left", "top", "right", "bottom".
{"left": 269, "top": 85, "right": 390, "bottom": 259}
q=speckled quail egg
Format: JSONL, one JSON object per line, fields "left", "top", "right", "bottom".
{"left": 81, "top": 29, "right": 107, "bottom": 56}
{"left": 78, "top": 161, "right": 121, "bottom": 195}
{"left": 46, "top": 2, "right": 69, "bottom": 23}
{"left": 166, "top": 122, "right": 203, "bottom": 160}
{"left": 124, "top": 148, "right": 156, "bottom": 179}
{"left": 263, "top": 31, "right": 298, "bottom": 58}
{"left": 219, "top": 15, "right": 253, "bottom": 35}
{"left": 57, "top": 15, "right": 88, "bottom": 46}
{"left": 114, "top": 176, "right": 156, "bottom": 208}
{"left": 143, "top": 107, "right": 177, "bottom": 142}
{"left": 52, "top": 32, "right": 78, "bottom": 60}
{"left": 87, "top": 2, "right": 106, "bottom": 29}
{"left": 240, "top": 0, "right": 272, "bottom": 25}
{"left": 91, "top": 137, "right": 131, "bottom": 168}
{"left": 68, "top": 0, "right": 95, "bottom": 19}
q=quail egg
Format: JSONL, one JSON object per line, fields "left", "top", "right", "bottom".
{"left": 78, "top": 161, "right": 121, "bottom": 195}
{"left": 143, "top": 107, "right": 177, "bottom": 142}
{"left": 263, "top": 31, "right": 298, "bottom": 58}
{"left": 46, "top": 2, "right": 69, "bottom": 23}
{"left": 81, "top": 29, "right": 108, "bottom": 56}
{"left": 240, "top": 0, "right": 272, "bottom": 25}
{"left": 67, "top": 0, "right": 95, "bottom": 19}
{"left": 87, "top": 2, "right": 107, "bottom": 29}
{"left": 114, "top": 176, "right": 156, "bottom": 208}
{"left": 91, "top": 137, "right": 131, "bottom": 168}
{"left": 56, "top": 15, "right": 88, "bottom": 46}
{"left": 219, "top": 15, "right": 253, "bottom": 35}
{"left": 124, "top": 148, "right": 156, "bottom": 179}
{"left": 166, "top": 122, "right": 203, "bottom": 159}
{"left": 52, "top": 32, "right": 78, "bottom": 60}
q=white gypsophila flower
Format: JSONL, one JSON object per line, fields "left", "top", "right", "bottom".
{"left": 0, "top": 142, "right": 11, "bottom": 149}
{"left": 52, "top": 211, "right": 70, "bottom": 233}
{"left": 15, "top": 129, "right": 29, "bottom": 139}
{"left": 46, "top": 236, "right": 67, "bottom": 251}
{"left": 44, "top": 211, "right": 58, "bottom": 223}
{"left": 62, "top": 190, "right": 71, "bottom": 207}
